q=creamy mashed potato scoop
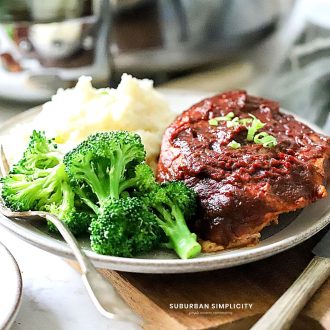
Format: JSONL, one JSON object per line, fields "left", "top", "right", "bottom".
{"left": 2, "top": 74, "right": 175, "bottom": 170}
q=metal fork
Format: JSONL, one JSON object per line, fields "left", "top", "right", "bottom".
{"left": 0, "top": 145, "right": 141, "bottom": 326}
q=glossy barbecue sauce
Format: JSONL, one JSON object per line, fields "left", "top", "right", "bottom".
{"left": 157, "top": 90, "right": 330, "bottom": 247}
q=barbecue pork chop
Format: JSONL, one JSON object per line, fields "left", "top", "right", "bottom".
{"left": 157, "top": 90, "right": 330, "bottom": 250}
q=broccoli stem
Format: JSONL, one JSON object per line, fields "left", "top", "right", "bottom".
{"left": 155, "top": 204, "right": 201, "bottom": 259}
{"left": 56, "top": 181, "right": 75, "bottom": 219}
{"left": 34, "top": 164, "right": 71, "bottom": 208}
{"left": 118, "top": 177, "right": 136, "bottom": 194}
{"left": 17, "top": 166, "right": 61, "bottom": 205}
{"left": 72, "top": 152, "right": 129, "bottom": 211}
{"left": 83, "top": 166, "right": 108, "bottom": 203}
{"left": 75, "top": 188, "right": 99, "bottom": 215}
{"left": 109, "top": 148, "right": 139, "bottom": 199}
{"left": 108, "top": 150, "right": 124, "bottom": 200}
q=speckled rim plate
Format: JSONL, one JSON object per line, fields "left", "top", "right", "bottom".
{"left": 0, "top": 242, "right": 22, "bottom": 330}
{"left": 0, "top": 91, "right": 329, "bottom": 273}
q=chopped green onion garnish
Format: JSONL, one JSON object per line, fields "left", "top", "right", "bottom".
{"left": 228, "top": 140, "right": 241, "bottom": 149}
{"left": 214, "top": 112, "right": 235, "bottom": 121}
{"left": 246, "top": 114, "right": 266, "bottom": 141}
{"left": 254, "top": 132, "right": 277, "bottom": 148}
{"left": 209, "top": 112, "right": 276, "bottom": 148}
{"left": 209, "top": 119, "right": 218, "bottom": 126}
{"left": 227, "top": 117, "right": 240, "bottom": 128}
{"left": 239, "top": 118, "right": 253, "bottom": 126}
{"left": 253, "top": 132, "right": 268, "bottom": 143}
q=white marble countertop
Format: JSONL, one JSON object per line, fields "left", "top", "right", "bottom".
{"left": 0, "top": 227, "right": 140, "bottom": 330}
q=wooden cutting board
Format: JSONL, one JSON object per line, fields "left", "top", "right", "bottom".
{"left": 69, "top": 227, "right": 330, "bottom": 330}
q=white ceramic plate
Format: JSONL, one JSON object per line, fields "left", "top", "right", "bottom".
{"left": 0, "top": 242, "right": 22, "bottom": 330}
{"left": 0, "top": 91, "right": 330, "bottom": 273}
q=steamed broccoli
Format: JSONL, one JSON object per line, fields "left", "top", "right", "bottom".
{"left": 1, "top": 129, "right": 202, "bottom": 259}
{"left": 144, "top": 181, "right": 201, "bottom": 259}
{"left": 0, "top": 131, "right": 92, "bottom": 235}
{"left": 90, "top": 197, "right": 162, "bottom": 257}
{"left": 64, "top": 131, "right": 165, "bottom": 256}
{"left": 121, "top": 163, "right": 157, "bottom": 195}
{"left": 47, "top": 208, "right": 95, "bottom": 235}
{"left": 1, "top": 163, "right": 70, "bottom": 211}
{"left": 12, "top": 130, "right": 62, "bottom": 174}
{"left": 1, "top": 129, "right": 67, "bottom": 211}
{"left": 46, "top": 192, "right": 95, "bottom": 235}
{"left": 64, "top": 131, "right": 154, "bottom": 212}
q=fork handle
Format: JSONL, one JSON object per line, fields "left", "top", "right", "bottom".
{"left": 251, "top": 256, "right": 330, "bottom": 330}
{"left": 45, "top": 213, "right": 141, "bottom": 325}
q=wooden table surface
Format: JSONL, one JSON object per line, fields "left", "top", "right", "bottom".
{"left": 67, "top": 227, "right": 330, "bottom": 330}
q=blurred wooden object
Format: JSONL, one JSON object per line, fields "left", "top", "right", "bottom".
{"left": 68, "top": 228, "right": 330, "bottom": 330}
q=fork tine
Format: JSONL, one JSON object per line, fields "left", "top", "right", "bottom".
{"left": 0, "top": 144, "right": 10, "bottom": 177}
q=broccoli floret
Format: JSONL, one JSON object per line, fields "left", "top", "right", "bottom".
{"left": 0, "top": 130, "right": 94, "bottom": 235}
{"left": 45, "top": 186, "right": 95, "bottom": 235}
{"left": 162, "top": 181, "right": 197, "bottom": 220}
{"left": 12, "top": 130, "right": 62, "bottom": 174}
{"left": 64, "top": 131, "right": 149, "bottom": 210}
{"left": 1, "top": 163, "right": 72, "bottom": 211}
{"left": 90, "top": 197, "right": 162, "bottom": 257}
{"left": 2, "top": 156, "right": 94, "bottom": 235}
{"left": 144, "top": 181, "right": 201, "bottom": 259}
{"left": 121, "top": 163, "right": 157, "bottom": 195}
{"left": 2, "top": 129, "right": 201, "bottom": 259}
{"left": 47, "top": 208, "right": 95, "bottom": 235}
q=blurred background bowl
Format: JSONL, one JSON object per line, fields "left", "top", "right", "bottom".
{"left": 0, "top": 0, "right": 290, "bottom": 101}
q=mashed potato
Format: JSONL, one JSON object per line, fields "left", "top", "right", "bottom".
{"left": 2, "top": 74, "right": 175, "bottom": 169}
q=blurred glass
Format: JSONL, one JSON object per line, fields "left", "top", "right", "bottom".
{"left": 0, "top": 0, "right": 91, "bottom": 23}
{"left": 0, "top": 0, "right": 110, "bottom": 102}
